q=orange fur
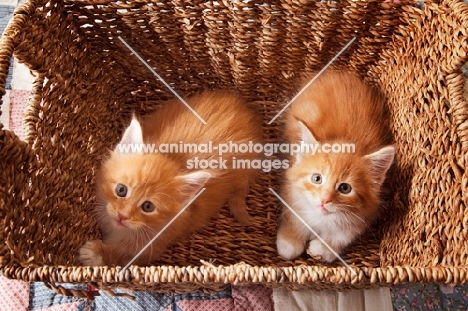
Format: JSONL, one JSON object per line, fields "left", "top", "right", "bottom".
{"left": 79, "top": 91, "right": 263, "bottom": 266}
{"left": 276, "top": 71, "right": 395, "bottom": 262}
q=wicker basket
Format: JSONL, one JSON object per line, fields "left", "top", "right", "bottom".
{"left": 0, "top": 0, "right": 467, "bottom": 297}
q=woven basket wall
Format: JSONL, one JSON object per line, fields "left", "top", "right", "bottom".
{"left": 0, "top": 0, "right": 467, "bottom": 296}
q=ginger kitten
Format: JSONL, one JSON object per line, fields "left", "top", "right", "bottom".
{"left": 276, "top": 71, "right": 395, "bottom": 262}
{"left": 79, "top": 91, "right": 263, "bottom": 266}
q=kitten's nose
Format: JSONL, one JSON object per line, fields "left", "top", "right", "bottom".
{"left": 319, "top": 198, "right": 331, "bottom": 213}
{"left": 118, "top": 213, "right": 130, "bottom": 220}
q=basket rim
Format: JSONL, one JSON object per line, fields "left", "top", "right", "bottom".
{"left": 3, "top": 262, "right": 468, "bottom": 287}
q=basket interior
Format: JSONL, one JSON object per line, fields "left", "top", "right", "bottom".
{"left": 1, "top": 0, "right": 468, "bottom": 278}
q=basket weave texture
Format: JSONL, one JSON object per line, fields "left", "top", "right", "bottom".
{"left": 0, "top": 0, "right": 467, "bottom": 295}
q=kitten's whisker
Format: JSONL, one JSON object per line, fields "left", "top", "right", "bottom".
{"left": 339, "top": 209, "right": 367, "bottom": 228}
{"left": 345, "top": 217, "right": 366, "bottom": 249}
{"left": 341, "top": 214, "right": 361, "bottom": 237}
{"left": 131, "top": 230, "right": 139, "bottom": 254}
{"left": 140, "top": 228, "right": 154, "bottom": 263}
{"left": 153, "top": 193, "right": 178, "bottom": 209}
{"left": 342, "top": 211, "right": 369, "bottom": 231}
{"left": 153, "top": 198, "right": 170, "bottom": 211}
{"left": 137, "top": 229, "right": 150, "bottom": 257}
{"left": 340, "top": 210, "right": 378, "bottom": 242}
{"left": 154, "top": 191, "right": 171, "bottom": 198}
{"left": 128, "top": 229, "right": 140, "bottom": 253}
{"left": 142, "top": 224, "right": 158, "bottom": 236}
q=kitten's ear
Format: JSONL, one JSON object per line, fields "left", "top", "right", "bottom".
{"left": 364, "top": 146, "right": 395, "bottom": 184}
{"left": 296, "top": 121, "right": 317, "bottom": 160}
{"left": 177, "top": 171, "right": 212, "bottom": 200}
{"left": 115, "top": 118, "right": 143, "bottom": 152}
{"left": 297, "top": 121, "right": 318, "bottom": 144}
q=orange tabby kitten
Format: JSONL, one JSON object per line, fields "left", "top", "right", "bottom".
{"left": 79, "top": 91, "right": 262, "bottom": 266}
{"left": 276, "top": 71, "right": 395, "bottom": 262}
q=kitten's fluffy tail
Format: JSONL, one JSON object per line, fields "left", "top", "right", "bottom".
{"left": 228, "top": 185, "right": 253, "bottom": 226}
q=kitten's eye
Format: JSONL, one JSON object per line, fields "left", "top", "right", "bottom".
{"left": 115, "top": 184, "right": 127, "bottom": 197}
{"left": 311, "top": 173, "right": 322, "bottom": 184}
{"left": 141, "top": 201, "right": 155, "bottom": 213}
{"left": 338, "top": 183, "right": 352, "bottom": 194}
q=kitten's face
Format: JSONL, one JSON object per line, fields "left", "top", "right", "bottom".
{"left": 286, "top": 120, "right": 394, "bottom": 224}
{"left": 287, "top": 152, "right": 380, "bottom": 221}
{"left": 97, "top": 155, "right": 180, "bottom": 231}
{"left": 96, "top": 154, "right": 210, "bottom": 232}
{"left": 95, "top": 118, "right": 211, "bottom": 233}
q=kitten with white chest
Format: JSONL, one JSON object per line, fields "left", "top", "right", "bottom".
{"left": 276, "top": 71, "right": 395, "bottom": 262}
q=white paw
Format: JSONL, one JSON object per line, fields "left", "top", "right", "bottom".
{"left": 276, "top": 233, "right": 305, "bottom": 260}
{"left": 78, "top": 240, "right": 104, "bottom": 266}
{"left": 307, "top": 239, "right": 338, "bottom": 263}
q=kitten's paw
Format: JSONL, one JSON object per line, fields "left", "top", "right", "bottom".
{"left": 78, "top": 240, "right": 104, "bottom": 266}
{"left": 276, "top": 233, "right": 304, "bottom": 260}
{"left": 307, "top": 239, "right": 338, "bottom": 263}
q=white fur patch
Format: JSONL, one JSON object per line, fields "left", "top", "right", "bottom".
{"left": 276, "top": 231, "right": 305, "bottom": 260}
{"left": 307, "top": 239, "right": 337, "bottom": 262}
{"left": 287, "top": 185, "right": 363, "bottom": 262}
{"left": 78, "top": 240, "right": 104, "bottom": 266}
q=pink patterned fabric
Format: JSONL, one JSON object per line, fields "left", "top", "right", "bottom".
{"left": 9, "top": 90, "right": 29, "bottom": 140}
{"left": 0, "top": 276, "right": 29, "bottom": 311}
{"left": 162, "top": 285, "right": 273, "bottom": 311}
{"left": 232, "top": 285, "right": 273, "bottom": 311}
{"left": 40, "top": 301, "right": 84, "bottom": 311}
{"left": 175, "top": 299, "right": 234, "bottom": 311}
